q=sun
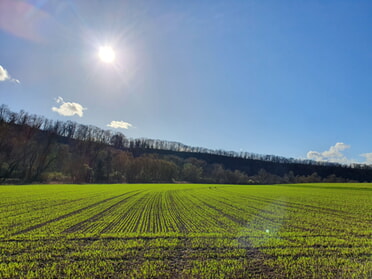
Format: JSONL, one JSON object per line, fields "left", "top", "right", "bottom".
{"left": 98, "top": 46, "right": 115, "bottom": 63}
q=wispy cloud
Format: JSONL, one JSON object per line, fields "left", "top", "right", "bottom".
{"left": 0, "top": 65, "right": 20, "bottom": 83}
{"left": 52, "top": 97, "right": 86, "bottom": 117}
{"left": 107, "top": 121, "right": 133, "bottom": 129}
{"left": 307, "top": 142, "right": 351, "bottom": 164}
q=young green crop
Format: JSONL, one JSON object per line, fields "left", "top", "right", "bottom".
{"left": 0, "top": 183, "right": 371, "bottom": 278}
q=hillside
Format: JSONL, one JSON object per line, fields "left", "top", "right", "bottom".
{"left": 1, "top": 104, "right": 372, "bottom": 184}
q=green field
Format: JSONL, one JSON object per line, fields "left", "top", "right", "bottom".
{"left": 0, "top": 184, "right": 371, "bottom": 278}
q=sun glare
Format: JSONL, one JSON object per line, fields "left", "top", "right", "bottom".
{"left": 98, "top": 46, "right": 115, "bottom": 63}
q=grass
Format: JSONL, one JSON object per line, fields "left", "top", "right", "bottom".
{"left": 0, "top": 183, "right": 371, "bottom": 278}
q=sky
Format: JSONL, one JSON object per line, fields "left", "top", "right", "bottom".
{"left": 1, "top": 0, "right": 372, "bottom": 164}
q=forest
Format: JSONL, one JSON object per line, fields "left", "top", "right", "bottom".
{"left": 1, "top": 104, "right": 372, "bottom": 184}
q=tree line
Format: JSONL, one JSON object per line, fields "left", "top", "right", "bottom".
{"left": 1, "top": 104, "right": 372, "bottom": 184}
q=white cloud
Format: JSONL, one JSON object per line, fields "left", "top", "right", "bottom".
{"left": 322, "top": 142, "right": 350, "bottom": 158}
{"left": 0, "top": 65, "right": 9, "bottom": 81}
{"left": 0, "top": 65, "right": 20, "bottom": 83}
{"left": 360, "top": 153, "right": 372, "bottom": 164}
{"left": 308, "top": 143, "right": 372, "bottom": 165}
{"left": 306, "top": 151, "right": 323, "bottom": 161}
{"left": 52, "top": 97, "right": 86, "bottom": 117}
{"left": 307, "top": 142, "right": 351, "bottom": 164}
{"left": 107, "top": 121, "right": 133, "bottom": 129}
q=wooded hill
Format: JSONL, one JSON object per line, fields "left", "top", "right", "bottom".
{"left": 1, "top": 104, "right": 372, "bottom": 184}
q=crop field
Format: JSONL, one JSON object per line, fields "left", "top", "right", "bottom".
{"left": 0, "top": 183, "right": 371, "bottom": 278}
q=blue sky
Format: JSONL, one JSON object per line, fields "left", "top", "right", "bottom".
{"left": 1, "top": 0, "right": 372, "bottom": 164}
